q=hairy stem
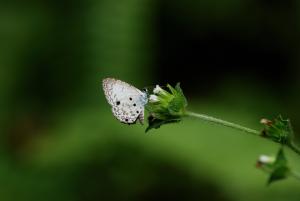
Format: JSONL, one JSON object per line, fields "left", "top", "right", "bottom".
{"left": 185, "top": 111, "right": 261, "bottom": 136}
{"left": 185, "top": 111, "right": 300, "bottom": 156}
{"left": 290, "top": 170, "right": 300, "bottom": 181}
{"left": 288, "top": 141, "right": 300, "bottom": 155}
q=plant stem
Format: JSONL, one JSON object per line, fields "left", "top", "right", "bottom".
{"left": 185, "top": 111, "right": 300, "bottom": 156}
{"left": 290, "top": 170, "right": 300, "bottom": 181}
{"left": 288, "top": 141, "right": 300, "bottom": 155}
{"left": 185, "top": 111, "right": 261, "bottom": 136}
{"left": 186, "top": 111, "right": 261, "bottom": 136}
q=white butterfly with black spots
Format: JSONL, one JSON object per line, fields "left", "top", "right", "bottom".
{"left": 102, "top": 78, "right": 148, "bottom": 124}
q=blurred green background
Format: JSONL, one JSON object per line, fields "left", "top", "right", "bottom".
{"left": 1, "top": 0, "right": 300, "bottom": 200}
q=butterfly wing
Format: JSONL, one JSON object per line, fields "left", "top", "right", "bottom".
{"left": 102, "top": 78, "right": 147, "bottom": 124}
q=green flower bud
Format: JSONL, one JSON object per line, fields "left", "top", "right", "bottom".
{"left": 145, "top": 83, "right": 188, "bottom": 132}
{"left": 260, "top": 116, "right": 294, "bottom": 145}
{"left": 257, "top": 155, "right": 276, "bottom": 165}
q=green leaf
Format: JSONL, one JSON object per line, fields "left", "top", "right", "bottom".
{"left": 268, "top": 166, "right": 289, "bottom": 185}
{"left": 145, "top": 116, "right": 181, "bottom": 133}
{"left": 273, "top": 148, "right": 287, "bottom": 167}
{"left": 267, "top": 148, "right": 290, "bottom": 185}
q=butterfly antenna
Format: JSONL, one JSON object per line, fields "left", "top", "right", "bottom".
{"left": 142, "top": 85, "right": 155, "bottom": 95}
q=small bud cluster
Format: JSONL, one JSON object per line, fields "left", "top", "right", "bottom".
{"left": 145, "top": 83, "right": 187, "bottom": 132}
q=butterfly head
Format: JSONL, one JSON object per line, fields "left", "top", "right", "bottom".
{"left": 142, "top": 87, "right": 148, "bottom": 94}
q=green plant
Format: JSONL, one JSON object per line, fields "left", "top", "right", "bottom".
{"left": 146, "top": 83, "right": 300, "bottom": 185}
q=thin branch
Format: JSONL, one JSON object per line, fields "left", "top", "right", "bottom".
{"left": 185, "top": 111, "right": 261, "bottom": 136}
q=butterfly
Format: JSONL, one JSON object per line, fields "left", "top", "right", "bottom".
{"left": 102, "top": 78, "right": 148, "bottom": 125}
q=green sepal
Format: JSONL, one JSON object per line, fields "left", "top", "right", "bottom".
{"left": 175, "top": 83, "right": 188, "bottom": 107}
{"left": 167, "top": 83, "right": 187, "bottom": 115}
{"left": 261, "top": 115, "right": 294, "bottom": 145}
